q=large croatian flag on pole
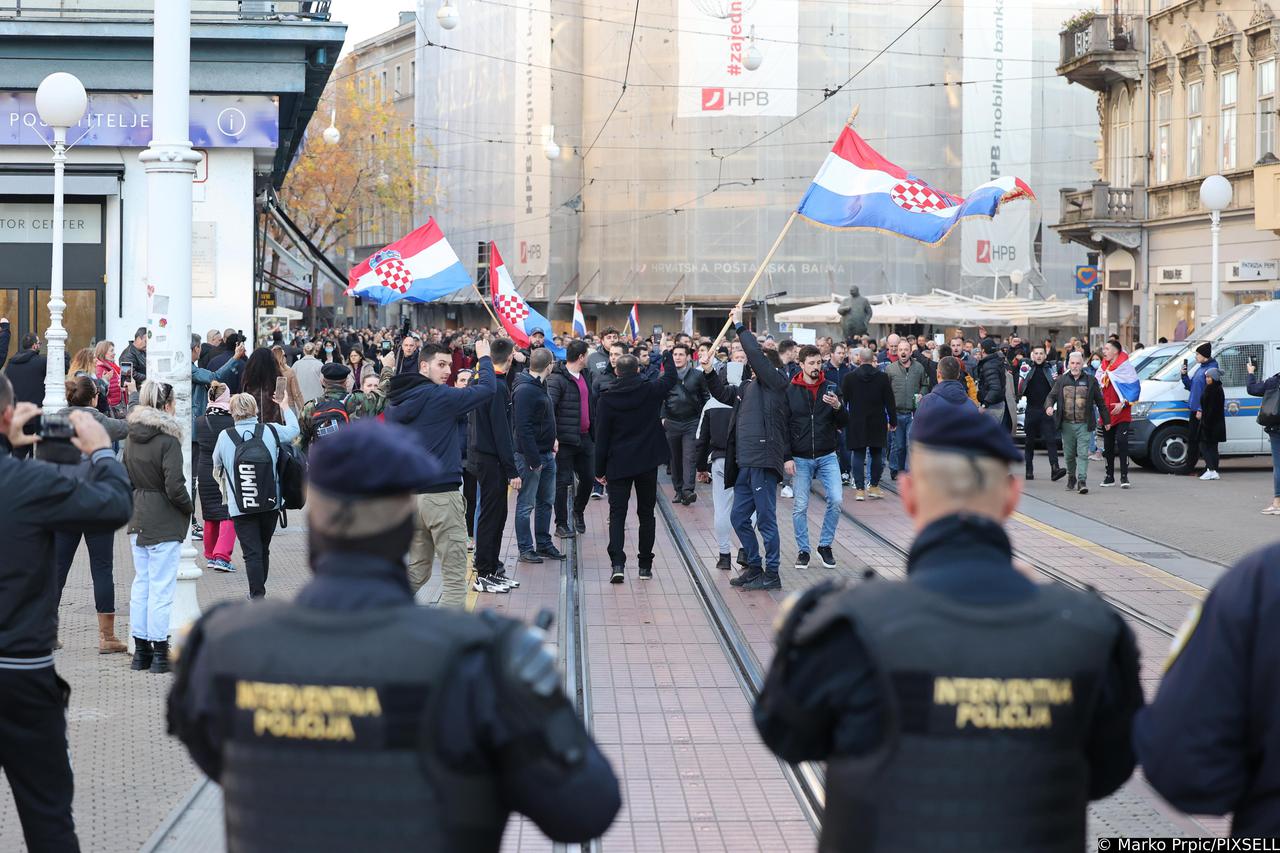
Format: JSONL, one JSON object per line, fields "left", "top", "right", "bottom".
{"left": 346, "top": 218, "right": 471, "bottom": 304}
{"left": 490, "top": 243, "right": 565, "bottom": 358}
{"left": 572, "top": 297, "right": 587, "bottom": 337}
{"left": 796, "top": 125, "right": 1034, "bottom": 245}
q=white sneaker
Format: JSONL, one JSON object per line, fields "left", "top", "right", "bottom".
{"left": 781, "top": 485, "right": 794, "bottom": 499}
{"left": 1199, "top": 470, "right": 1219, "bottom": 481}
{"left": 472, "top": 575, "right": 510, "bottom": 594}
{"left": 1263, "top": 504, "right": 1280, "bottom": 515}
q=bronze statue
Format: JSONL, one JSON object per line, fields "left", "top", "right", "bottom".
{"left": 837, "top": 286, "right": 873, "bottom": 340}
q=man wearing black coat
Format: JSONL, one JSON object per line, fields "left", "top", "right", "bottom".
{"left": 4, "top": 333, "right": 47, "bottom": 406}
{"left": 594, "top": 340, "right": 677, "bottom": 583}
{"left": 663, "top": 342, "right": 709, "bottom": 505}
{"left": 547, "top": 341, "right": 596, "bottom": 539}
{"left": 704, "top": 310, "right": 792, "bottom": 591}
{"left": 975, "top": 338, "right": 1008, "bottom": 421}
{"left": 511, "top": 349, "right": 562, "bottom": 565}
{"left": 0, "top": 377, "right": 133, "bottom": 852}
{"left": 118, "top": 326, "right": 149, "bottom": 385}
{"left": 841, "top": 347, "right": 897, "bottom": 499}
{"left": 0, "top": 317, "right": 12, "bottom": 370}
{"left": 468, "top": 338, "right": 522, "bottom": 587}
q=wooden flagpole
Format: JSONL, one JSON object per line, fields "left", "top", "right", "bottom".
{"left": 702, "top": 104, "right": 860, "bottom": 365}
{"left": 472, "top": 280, "right": 503, "bottom": 328}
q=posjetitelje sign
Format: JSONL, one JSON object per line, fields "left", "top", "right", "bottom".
{"left": 1, "top": 93, "right": 278, "bottom": 148}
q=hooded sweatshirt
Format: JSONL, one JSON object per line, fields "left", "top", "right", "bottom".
{"left": 385, "top": 356, "right": 495, "bottom": 492}
{"left": 915, "top": 379, "right": 975, "bottom": 419}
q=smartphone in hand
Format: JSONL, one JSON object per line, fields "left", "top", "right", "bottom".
{"left": 273, "top": 376, "right": 288, "bottom": 404}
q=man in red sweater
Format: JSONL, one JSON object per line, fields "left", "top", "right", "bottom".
{"left": 447, "top": 333, "right": 473, "bottom": 386}
{"left": 1098, "top": 340, "right": 1132, "bottom": 489}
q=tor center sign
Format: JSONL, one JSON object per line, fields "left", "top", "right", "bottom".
{"left": 677, "top": 0, "right": 797, "bottom": 118}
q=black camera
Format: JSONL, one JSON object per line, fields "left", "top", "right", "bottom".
{"left": 34, "top": 412, "right": 82, "bottom": 465}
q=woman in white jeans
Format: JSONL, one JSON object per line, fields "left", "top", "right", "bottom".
{"left": 122, "top": 380, "right": 193, "bottom": 674}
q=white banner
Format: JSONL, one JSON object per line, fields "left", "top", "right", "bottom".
{"left": 677, "top": 0, "right": 797, "bottom": 118}
{"left": 960, "top": 0, "right": 1033, "bottom": 278}
{"left": 0, "top": 202, "right": 101, "bottom": 244}
{"left": 512, "top": 0, "right": 550, "bottom": 277}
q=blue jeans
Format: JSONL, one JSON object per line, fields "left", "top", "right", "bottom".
{"left": 732, "top": 466, "right": 780, "bottom": 572}
{"left": 514, "top": 451, "right": 556, "bottom": 553}
{"left": 1271, "top": 433, "right": 1280, "bottom": 498}
{"left": 889, "top": 411, "right": 913, "bottom": 473}
{"left": 792, "top": 453, "right": 841, "bottom": 552}
{"left": 851, "top": 447, "right": 884, "bottom": 489}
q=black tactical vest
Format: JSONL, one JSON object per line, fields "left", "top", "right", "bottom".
{"left": 200, "top": 601, "right": 506, "bottom": 853}
{"left": 798, "top": 578, "right": 1120, "bottom": 853}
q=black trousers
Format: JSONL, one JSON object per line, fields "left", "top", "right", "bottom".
{"left": 555, "top": 435, "right": 594, "bottom": 526}
{"left": 1022, "top": 408, "right": 1060, "bottom": 475}
{"left": 54, "top": 530, "right": 117, "bottom": 613}
{"left": 472, "top": 453, "right": 509, "bottom": 574}
{"left": 1103, "top": 421, "right": 1131, "bottom": 479}
{"left": 463, "top": 469, "right": 478, "bottom": 538}
{"left": 1186, "top": 417, "right": 1202, "bottom": 470}
{"left": 1199, "top": 439, "right": 1220, "bottom": 471}
{"left": 234, "top": 512, "right": 279, "bottom": 599}
{"left": 665, "top": 420, "right": 699, "bottom": 494}
{"left": 0, "top": 667, "right": 78, "bottom": 852}
{"left": 606, "top": 469, "right": 658, "bottom": 568}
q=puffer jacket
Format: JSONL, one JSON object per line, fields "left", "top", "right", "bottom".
{"left": 976, "top": 352, "right": 1008, "bottom": 407}
{"left": 841, "top": 363, "right": 897, "bottom": 449}
{"left": 546, "top": 363, "right": 594, "bottom": 446}
{"left": 785, "top": 373, "right": 847, "bottom": 459}
{"left": 663, "top": 364, "right": 709, "bottom": 424}
{"left": 916, "top": 379, "right": 977, "bottom": 419}
{"left": 122, "top": 406, "right": 193, "bottom": 546}
{"left": 195, "top": 408, "right": 234, "bottom": 521}
{"left": 706, "top": 328, "right": 791, "bottom": 484}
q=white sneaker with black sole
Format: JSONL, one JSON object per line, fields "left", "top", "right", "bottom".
{"left": 472, "top": 575, "right": 510, "bottom": 594}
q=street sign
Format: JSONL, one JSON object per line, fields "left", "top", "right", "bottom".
{"left": 256, "top": 291, "right": 277, "bottom": 310}
{"left": 1075, "top": 265, "right": 1099, "bottom": 294}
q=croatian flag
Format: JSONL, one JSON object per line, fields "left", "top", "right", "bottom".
{"left": 626, "top": 303, "right": 640, "bottom": 340}
{"left": 489, "top": 243, "right": 565, "bottom": 358}
{"left": 346, "top": 218, "right": 471, "bottom": 304}
{"left": 796, "top": 126, "right": 1034, "bottom": 245}
{"left": 572, "top": 297, "right": 587, "bottom": 337}
{"left": 1102, "top": 351, "right": 1142, "bottom": 404}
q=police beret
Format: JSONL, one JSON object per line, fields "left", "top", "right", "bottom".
{"left": 911, "top": 398, "right": 1023, "bottom": 464}
{"left": 307, "top": 419, "right": 441, "bottom": 496}
{"left": 320, "top": 363, "right": 351, "bottom": 382}
{"left": 1196, "top": 342, "right": 1212, "bottom": 359}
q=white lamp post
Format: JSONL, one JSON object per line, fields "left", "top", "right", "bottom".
{"left": 1009, "top": 268, "right": 1025, "bottom": 298}
{"left": 34, "top": 72, "right": 87, "bottom": 412}
{"left": 140, "top": 0, "right": 203, "bottom": 630}
{"left": 1199, "top": 174, "right": 1232, "bottom": 318}
{"left": 437, "top": 0, "right": 459, "bottom": 30}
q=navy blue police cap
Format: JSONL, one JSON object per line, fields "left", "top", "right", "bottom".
{"left": 911, "top": 398, "right": 1023, "bottom": 464}
{"left": 307, "top": 419, "right": 442, "bottom": 496}
{"left": 320, "top": 362, "right": 350, "bottom": 382}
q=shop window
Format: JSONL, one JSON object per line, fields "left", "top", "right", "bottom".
{"left": 1154, "top": 293, "right": 1195, "bottom": 342}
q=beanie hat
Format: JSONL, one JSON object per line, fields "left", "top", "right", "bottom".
{"left": 1196, "top": 342, "right": 1212, "bottom": 360}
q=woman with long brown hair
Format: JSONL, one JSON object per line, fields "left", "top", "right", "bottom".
{"left": 270, "top": 345, "right": 303, "bottom": 415}
{"left": 94, "top": 339, "right": 124, "bottom": 411}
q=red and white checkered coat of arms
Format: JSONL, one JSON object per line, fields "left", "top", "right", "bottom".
{"left": 371, "top": 249, "right": 412, "bottom": 294}
{"left": 493, "top": 292, "right": 531, "bottom": 327}
{"left": 889, "top": 180, "right": 960, "bottom": 213}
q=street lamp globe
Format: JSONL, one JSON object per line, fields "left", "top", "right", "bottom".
{"left": 437, "top": 1, "right": 459, "bottom": 30}
{"left": 1009, "top": 269, "right": 1024, "bottom": 286}
{"left": 322, "top": 125, "right": 341, "bottom": 145}
{"left": 1199, "top": 174, "right": 1232, "bottom": 211}
{"left": 35, "top": 72, "right": 87, "bottom": 131}
{"left": 743, "top": 27, "right": 763, "bottom": 72}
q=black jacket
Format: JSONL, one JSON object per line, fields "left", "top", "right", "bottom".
{"left": 1198, "top": 381, "right": 1227, "bottom": 444}
{"left": 663, "top": 365, "right": 709, "bottom": 424}
{"left": 841, "top": 363, "right": 897, "bottom": 449}
{"left": 0, "top": 320, "right": 11, "bottom": 369}
{"left": 786, "top": 375, "right": 848, "bottom": 460}
{"left": 120, "top": 341, "right": 147, "bottom": 384}
{"left": 594, "top": 351, "right": 678, "bottom": 481}
{"left": 4, "top": 348, "right": 47, "bottom": 405}
{"left": 546, "top": 364, "right": 594, "bottom": 446}
{"left": 695, "top": 405, "right": 733, "bottom": 470}
{"left": 706, "top": 328, "right": 791, "bottom": 484}
{"left": 0, "top": 441, "right": 133, "bottom": 657}
{"left": 470, "top": 369, "right": 519, "bottom": 479}
{"left": 195, "top": 409, "right": 235, "bottom": 521}
{"left": 512, "top": 372, "right": 556, "bottom": 460}
{"left": 976, "top": 352, "right": 1008, "bottom": 407}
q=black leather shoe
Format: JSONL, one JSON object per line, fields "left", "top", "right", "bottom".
{"left": 130, "top": 638, "right": 153, "bottom": 671}
{"left": 538, "top": 545, "right": 566, "bottom": 561}
{"left": 610, "top": 565, "right": 625, "bottom": 584}
{"left": 1024, "top": 471, "right": 1034, "bottom": 481}
{"left": 715, "top": 553, "right": 732, "bottom": 571}
{"left": 149, "top": 640, "right": 170, "bottom": 674}
{"left": 555, "top": 524, "right": 576, "bottom": 539}
{"left": 574, "top": 513, "right": 586, "bottom": 534}
{"left": 638, "top": 565, "right": 653, "bottom": 579}
{"left": 519, "top": 551, "right": 544, "bottom": 564}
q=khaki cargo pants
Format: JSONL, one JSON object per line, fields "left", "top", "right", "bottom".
{"left": 408, "top": 490, "right": 469, "bottom": 608}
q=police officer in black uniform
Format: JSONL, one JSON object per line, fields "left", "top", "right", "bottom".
{"left": 754, "top": 398, "right": 1144, "bottom": 853}
{"left": 1134, "top": 541, "right": 1280, "bottom": 836}
{"left": 167, "top": 419, "right": 620, "bottom": 852}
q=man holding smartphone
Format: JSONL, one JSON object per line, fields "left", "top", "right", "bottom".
{"left": 784, "top": 345, "right": 846, "bottom": 569}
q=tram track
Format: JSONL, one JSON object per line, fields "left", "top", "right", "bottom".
{"left": 655, "top": 492, "right": 827, "bottom": 835}
{"left": 554, "top": 532, "right": 599, "bottom": 853}
{"left": 846, "top": 482, "right": 1179, "bottom": 639}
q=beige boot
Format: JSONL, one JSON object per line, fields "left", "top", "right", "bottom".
{"left": 97, "top": 613, "right": 127, "bottom": 654}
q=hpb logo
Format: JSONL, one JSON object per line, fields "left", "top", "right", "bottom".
{"left": 976, "top": 239, "right": 1016, "bottom": 264}
{"left": 701, "top": 88, "right": 770, "bottom": 111}
{"left": 701, "top": 88, "right": 725, "bottom": 110}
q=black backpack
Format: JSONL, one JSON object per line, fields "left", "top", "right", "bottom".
{"left": 228, "top": 425, "right": 279, "bottom": 514}
{"left": 310, "top": 397, "right": 350, "bottom": 441}
{"left": 268, "top": 424, "right": 307, "bottom": 511}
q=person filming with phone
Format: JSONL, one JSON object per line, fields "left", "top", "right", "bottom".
{"left": 0, "top": 373, "right": 133, "bottom": 852}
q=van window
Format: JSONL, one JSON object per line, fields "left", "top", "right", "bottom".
{"left": 1152, "top": 303, "right": 1263, "bottom": 381}
{"left": 1215, "top": 344, "right": 1265, "bottom": 387}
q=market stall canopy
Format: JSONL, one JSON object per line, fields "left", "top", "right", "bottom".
{"left": 773, "top": 294, "right": 845, "bottom": 325}
{"left": 773, "top": 290, "right": 1087, "bottom": 330}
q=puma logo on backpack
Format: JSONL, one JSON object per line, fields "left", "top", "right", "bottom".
{"left": 228, "top": 424, "right": 279, "bottom": 513}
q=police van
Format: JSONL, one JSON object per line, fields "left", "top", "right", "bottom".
{"left": 1130, "top": 300, "right": 1280, "bottom": 474}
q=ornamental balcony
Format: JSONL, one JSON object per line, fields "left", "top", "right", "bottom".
{"left": 1058, "top": 14, "right": 1142, "bottom": 92}
{"left": 1052, "top": 181, "right": 1145, "bottom": 251}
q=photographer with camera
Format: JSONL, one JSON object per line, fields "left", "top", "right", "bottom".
{"left": 0, "top": 373, "right": 132, "bottom": 852}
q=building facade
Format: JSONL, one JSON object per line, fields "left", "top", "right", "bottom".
{"left": 1055, "top": 1, "right": 1280, "bottom": 346}
{"left": 414, "top": 0, "right": 1102, "bottom": 334}
{"left": 0, "top": 2, "right": 341, "bottom": 353}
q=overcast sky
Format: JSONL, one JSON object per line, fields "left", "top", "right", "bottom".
{"left": 329, "top": 0, "right": 413, "bottom": 57}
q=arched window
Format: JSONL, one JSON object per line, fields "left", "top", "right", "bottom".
{"left": 1111, "top": 89, "right": 1132, "bottom": 187}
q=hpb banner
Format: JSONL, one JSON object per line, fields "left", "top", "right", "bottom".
{"left": 512, "top": 0, "right": 551, "bottom": 277}
{"left": 677, "top": 0, "right": 797, "bottom": 118}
